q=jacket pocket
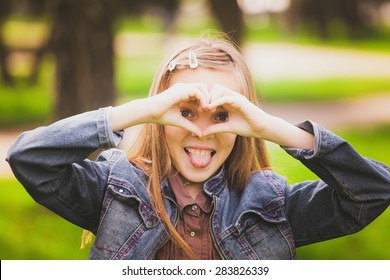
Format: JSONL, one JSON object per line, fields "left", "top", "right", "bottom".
{"left": 90, "top": 184, "right": 159, "bottom": 259}
{"left": 222, "top": 208, "right": 295, "bottom": 259}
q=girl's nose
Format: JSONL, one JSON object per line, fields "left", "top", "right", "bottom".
{"left": 194, "top": 114, "right": 212, "bottom": 131}
{"left": 191, "top": 132, "right": 214, "bottom": 140}
{"left": 192, "top": 116, "right": 214, "bottom": 140}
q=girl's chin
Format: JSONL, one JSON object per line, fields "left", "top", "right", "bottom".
{"left": 179, "top": 165, "right": 221, "bottom": 184}
{"left": 179, "top": 168, "right": 214, "bottom": 184}
{"left": 181, "top": 173, "right": 210, "bottom": 184}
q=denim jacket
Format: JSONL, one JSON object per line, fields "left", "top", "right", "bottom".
{"left": 7, "top": 107, "right": 390, "bottom": 259}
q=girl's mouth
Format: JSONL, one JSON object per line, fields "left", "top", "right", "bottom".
{"left": 184, "top": 147, "right": 216, "bottom": 168}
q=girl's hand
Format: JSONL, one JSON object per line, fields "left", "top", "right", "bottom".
{"left": 202, "top": 84, "right": 315, "bottom": 149}
{"left": 147, "top": 83, "right": 210, "bottom": 137}
{"left": 202, "top": 84, "right": 272, "bottom": 139}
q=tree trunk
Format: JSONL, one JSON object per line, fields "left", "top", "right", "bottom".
{"left": 0, "top": 0, "right": 13, "bottom": 86}
{"left": 51, "top": 0, "right": 115, "bottom": 120}
{"left": 209, "top": 0, "right": 243, "bottom": 45}
{"left": 0, "top": 39, "right": 13, "bottom": 86}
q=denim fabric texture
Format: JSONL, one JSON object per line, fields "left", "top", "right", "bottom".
{"left": 7, "top": 107, "right": 390, "bottom": 259}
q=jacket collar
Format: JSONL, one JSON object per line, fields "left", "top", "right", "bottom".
{"left": 203, "top": 166, "right": 227, "bottom": 197}
{"left": 161, "top": 166, "right": 227, "bottom": 198}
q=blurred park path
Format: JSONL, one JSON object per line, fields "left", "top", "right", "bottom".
{"left": 1, "top": 130, "right": 20, "bottom": 178}
{"left": 244, "top": 42, "right": 390, "bottom": 80}
{"left": 264, "top": 93, "right": 390, "bottom": 128}
{"left": 1, "top": 40, "right": 390, "bottom": 177}
{"left": 241, "top": 41, "right": 390, "bottom": 129}
{"left": 117, "top": 33, "right": 390, "bottom": 79}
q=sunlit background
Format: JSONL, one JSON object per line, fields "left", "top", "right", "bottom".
{"left": 1, "top": 0, "right": 390, "bottom": 259}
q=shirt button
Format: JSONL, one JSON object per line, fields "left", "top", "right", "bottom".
{"left": 191, "top": 205, "right": 198, "bottom": 211}
{"left": 190, "top": 231, "right": 196, "bottom": 237}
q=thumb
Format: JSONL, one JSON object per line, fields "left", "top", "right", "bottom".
{"left": 176, "top": 119, "right": 203, "bottom": 138}
{"left": 202, "top": 123, "right": 231, "bottom": 138}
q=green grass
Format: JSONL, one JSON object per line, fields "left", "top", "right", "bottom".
{"left": 244, "top": 17, "right": 390, "bottom": 54}
{"left": 115, "top": 56, "right": 390, "bottom": 103}
{"left": 1, "top": 17, "right": 390, "bottom": 127}
{"left": 2, "top": 67, "right": 390, "bottom": 128}
{"left": 268, "top": 125, "right": 390, "bottom": 259}
{"left": 0, "top": 55, "right": 55, "bottom": 128}
{"left": 258, "top": 78, "right": 390, "bottom": 102}
{"left": 115, "top": 13, "right": 390, "bottom": 54}
{"left": 1, "top": 29, "right": 390, "bottom": 128}
{"left": 115, "top": 56, "right": 160, "bottom": 100}
{"left": 1, "top": 126, "right": 390, "bottom": 259}
{"left": 114, "top": 16, "right": 167, "bottom": 34}
{"left": 0, "top": 178, "right": 90, "bottom": 259}
{"left": 114, "top": 15, "right": 219, "bottom": 38}
{"left": 0, "top": 81, "right": 53, "bottom": 128}
{"left": 2, "top": 14, "right": 390, "bottom": 260}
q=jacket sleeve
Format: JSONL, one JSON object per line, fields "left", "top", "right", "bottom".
{"left": 6, "top": 107, "right": 123, "bottom": 233}
{"left": 283, "top": 121, "right": 390, "bottom": 247}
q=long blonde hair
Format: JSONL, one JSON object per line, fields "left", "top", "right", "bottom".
{"left": 82, "top": 36, "right": 271, "bottom": 257}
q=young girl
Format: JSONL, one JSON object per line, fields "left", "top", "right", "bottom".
{"left": 7, "top": 37, "right": 390, "bottom": 260}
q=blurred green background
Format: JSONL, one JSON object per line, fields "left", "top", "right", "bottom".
{"left": 1, "top": 0, "right": 390, "bottom": 259}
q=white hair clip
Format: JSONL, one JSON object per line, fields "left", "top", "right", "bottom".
{"left": 188, "top": 50, "right": 198, "bottom": 69}
{"left": 168, "top": 60, "right": 176, "bottom": 72}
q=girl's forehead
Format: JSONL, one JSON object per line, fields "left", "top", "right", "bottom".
{"left": 169, "top": 67, "right": 241, "bottom": 92}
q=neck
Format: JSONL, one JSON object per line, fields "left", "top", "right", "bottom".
{"left": 181, "top": 177, "right": 204, "bottom": 199}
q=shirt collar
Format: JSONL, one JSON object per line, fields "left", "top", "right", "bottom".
{"left": 167, "top": 172, "right": 213, "bottom": 214}
{"left": 162, "top": 166, "right": 227, "bottom": 199}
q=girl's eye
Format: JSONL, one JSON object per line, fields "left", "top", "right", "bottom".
{"left": 180, "top": 109, "right": 192, "bottom": 118}
{"left": 216, "top": 113, "right": 229, "bottom": 122}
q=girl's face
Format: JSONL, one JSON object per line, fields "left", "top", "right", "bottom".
{"left": 164, "top": 67, "right": 240, "bottom": 183}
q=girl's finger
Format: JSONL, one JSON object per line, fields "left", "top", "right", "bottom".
{"left": 209, "top": 83, "right": 225, "bottom": 104}
{"left": 171, "top": 117, "right": 203, "bottom": 138}
{"left": 208, "top": 84, "right": 245, "bottom": 111}
{"left": 207, "top": 96, "right": 241, "bottom": 113}
{"left": 177, "top": 83, "right": 210, "bottom": 109}
{"left": 208, "top": 96, "right": 229, "bottom": 109}
{"left": 194, "top": 83, "right": 210, "bottom": 103}
{"left": 202, "top": 123, "right": 232, "bottom": 137}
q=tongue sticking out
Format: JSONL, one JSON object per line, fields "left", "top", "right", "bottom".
{"left": 185, "top": 148, "right": 214, "bottom": 168}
